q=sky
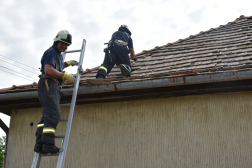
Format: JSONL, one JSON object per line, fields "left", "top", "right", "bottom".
{"left": 0, "top": 0, "right": 251, "bottom": 137}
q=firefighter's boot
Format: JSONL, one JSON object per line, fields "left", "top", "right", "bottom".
{"left": 119, "top": 64, "right": 131, "bottom": 77}
{"left": 42, "top": 143, "right": 59, "bottom": 153}
{"left": 34, "top": 133, "right": 43, "bottom": 153}
{"left": 96, "top": 74, "right": 105, "bottom": 79}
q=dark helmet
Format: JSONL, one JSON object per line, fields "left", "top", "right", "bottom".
{"left": 54, "top": 30, "right": 72, "bottom": 45}
{"left": 118, "top": 25, "right": 132, "bottom": 36}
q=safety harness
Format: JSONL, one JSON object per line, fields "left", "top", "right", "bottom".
{"left": 104, "top": 31, "right": 128, "bottom": 62}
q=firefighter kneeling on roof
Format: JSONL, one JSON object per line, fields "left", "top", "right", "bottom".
{"left": 96, "top": 24, "right": 136, "bottom": 79}
{"left": 34, "top": 30, "right": 78, "bottom": 153}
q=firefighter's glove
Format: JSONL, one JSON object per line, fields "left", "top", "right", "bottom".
{"left": 62, "top": 71, "right": 76, "bottom": 84}
{"left": 132, "top": 57, "right": 137, "bottom": 62}
{"left": 66, "top": 60, "right": 78, "bottom": 67}
{"left": 103, "top": 47, "right": 108, "bottom": 53}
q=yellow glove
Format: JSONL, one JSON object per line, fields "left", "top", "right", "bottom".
{"left": 61, "top": 71, "right": 76, "bottom": 84}
{"left": 66, "top": 60, "right": 78, "bottom": 66}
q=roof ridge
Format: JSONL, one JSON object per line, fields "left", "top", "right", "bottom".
{"left": 136, "top": 15, "right": 252, "bottom": 56}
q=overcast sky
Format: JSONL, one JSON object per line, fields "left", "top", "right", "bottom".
{"left": 0, "top": 0, "right": 251, "bottom": 137}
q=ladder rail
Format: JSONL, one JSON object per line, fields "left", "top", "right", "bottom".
{"left": 56, "top": 39, "right": 86, "bottom": 168}
{"left": 31, "top": 152, "right": 41, "bottom": 168}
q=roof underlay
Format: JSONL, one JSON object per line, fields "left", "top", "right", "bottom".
{"left": 1, "top": 15, "right": 252, "bottom": 115}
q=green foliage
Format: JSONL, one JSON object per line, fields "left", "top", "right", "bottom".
{"left": 0, "top": 136, "right": 6, "bottom": 168}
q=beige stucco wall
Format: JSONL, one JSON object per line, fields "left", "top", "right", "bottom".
{"left": 5, "top": 91, "right": 252, "bottom": 168}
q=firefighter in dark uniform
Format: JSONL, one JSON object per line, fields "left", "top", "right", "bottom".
{"left": 34, "top": 30, "right": 78, "bottom": 153}
{"left": 96, "top": 25, "right": 135, "bottom": 79}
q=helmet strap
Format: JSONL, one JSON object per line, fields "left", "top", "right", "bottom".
{"left": 53, "top": 41, "right": 59, "bottom": 47}
{"left": 53, "top": 41, "right": 61, "bottom": 52}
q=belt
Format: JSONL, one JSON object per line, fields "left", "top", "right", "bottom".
{"left": 114, "top": 39, "right": 128, "bottom": 46}
{"left": 40, "top": 74, "right": 61, "bottom": 89}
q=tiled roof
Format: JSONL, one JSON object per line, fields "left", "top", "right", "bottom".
{"left": 0, "top": 82, "right": 38, "bottom": 93}
{"left": 1, "top": 15, "right": 252, "bottom": 94}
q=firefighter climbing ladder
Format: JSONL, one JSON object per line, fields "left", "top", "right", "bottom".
{"left": 31, "top": 39, "right": 86, "bottom": 168}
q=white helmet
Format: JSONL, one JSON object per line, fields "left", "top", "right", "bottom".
{"left": 54, "top": 30, "right": 72, "bottom": 45}
{"left": 118, "top": 25, "right": 131, "bottom": 36}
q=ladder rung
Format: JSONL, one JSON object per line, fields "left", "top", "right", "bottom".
{"left": 40, "top": 152, "right": 59, "bottom": 156}
{"left": 65, "top": 49, "right": 81, "bottom": 53}
{"left": 55, "top": 135, "right": 65, "bottom": 138}
{"left": 61, "top": 88, "right": 74, "bottom": 92}
{"left": 60, "top": 103, "right": 71, "bottom": 106}
{"left": 59, "top": 119, "right": 68, "bottom": 122}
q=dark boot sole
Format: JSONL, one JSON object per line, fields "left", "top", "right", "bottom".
{"left": 119, "top": 64, "right": 131, "bottom": 77}
{"left": 34, "top": 144, "right": 43, "bottom": 153}
{"left": 42, "top": 150, "right": 59, "bottom": 153}
{"left": 34, "top": 149, "right": 42, "bottom": 153}
{"left": 42, "top": 147, "right": 59, "bottom": 153}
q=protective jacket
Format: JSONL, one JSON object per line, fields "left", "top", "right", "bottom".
{"left": 96, "top": 31, "right": 134, "bottom": 78}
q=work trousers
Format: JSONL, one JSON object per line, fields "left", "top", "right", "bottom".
{"left": 35, "top": 78, "right": 61, "bottom": 145}
{"left": 96, "top": 44, "right": 131, "bottom": 78}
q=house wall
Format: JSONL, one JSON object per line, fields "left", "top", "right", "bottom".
{"left": 5, "top": 91, "right": 252, "bottom": 168}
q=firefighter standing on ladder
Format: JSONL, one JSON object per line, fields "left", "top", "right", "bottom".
{"left": 34, "top": 30, "right": 77, "bottom": 153}
{"left": 96, "top": 25, "right": 136, "bottom": 79}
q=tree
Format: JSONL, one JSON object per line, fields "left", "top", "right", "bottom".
{"left": 0, "top": 136, "right": 6, "bottom": 168}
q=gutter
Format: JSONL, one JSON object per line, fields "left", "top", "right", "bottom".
{"left": 1, "top": 70, "right": 252, "bottom": 101}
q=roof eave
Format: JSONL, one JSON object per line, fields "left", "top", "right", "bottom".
{"left": 0, "top": 70, "right": 252, "bottom": 102}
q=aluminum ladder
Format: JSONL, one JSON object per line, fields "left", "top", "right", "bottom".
{"left": 31, "top": 39, "right": 86, "bottom": 168}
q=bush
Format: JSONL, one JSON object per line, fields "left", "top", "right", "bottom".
{"left": 0, "top": 136, "right": 6, "bottom": 168}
